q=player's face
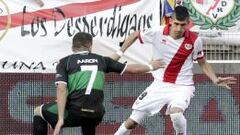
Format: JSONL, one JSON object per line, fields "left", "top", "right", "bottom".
{"left": 170, "top": 18, "right": 189, "bottom": 39}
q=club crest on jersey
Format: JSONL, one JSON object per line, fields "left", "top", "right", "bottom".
{"left": 184, "top": 43, "right": 193, "bottom": 50}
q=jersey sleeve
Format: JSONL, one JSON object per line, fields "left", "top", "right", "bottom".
{"left": 104, "top": 57, "right": 127, "bottom": 74}
{"left": 193, "top": 37, "right": 204, "bottom": 60}
{"left": 55, "top": 58, "right": 68, "bottom": 85}
{"left": 138, "top": 29, "right": 155, "bottom": 44}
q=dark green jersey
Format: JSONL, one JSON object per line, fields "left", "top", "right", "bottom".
{"left": 55, "top": 51, "right": 126, "bottom": 117}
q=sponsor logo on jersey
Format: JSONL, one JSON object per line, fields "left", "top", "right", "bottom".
{"left": 77, "top": 59, "right": 98, "bottom": 64}
{"left": 161, "top": 39, "right": 167, "bottom": 45}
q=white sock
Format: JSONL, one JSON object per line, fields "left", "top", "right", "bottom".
{"left": 170, "top": 113, "right": 187, "bottom": 135}
{"left": 114, "top": 122, "right": 131, "bottom": 135}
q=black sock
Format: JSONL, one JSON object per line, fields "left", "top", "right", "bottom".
{"left": 33, "top": 115, "right": 48, "bottom": 135}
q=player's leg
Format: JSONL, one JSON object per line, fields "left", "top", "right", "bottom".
{"left": 80, "top": 117, "right": 102, "bottom": 135}
{"left": 114, "top": 110, "right": 149, "bottom": 135}
{"left": 81, "top": 125, "right": 96, "bottom": 135}
{"left": 167, "top": 85, "right": 195, "bottom": 135}
{"left": 33, "top": 102, "right": 62, "bottom": 135}
{"left": 115, "top": 90, "right": 151, "bottom": 135}
{"left": 115, "top": 81, "right": 168, "bottom": 135}
{"left": 169, "top": 107, "right": 186, "bottom": 135}
{"left": 41, "top": 102, "right": 61, "bottom": 129}
{"left": 33, "top": 105, "right": 48, "bottom": 135}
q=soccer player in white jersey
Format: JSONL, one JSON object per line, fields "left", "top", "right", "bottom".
{"left": 114, "top": 6, "right": 237, "bottom": 135}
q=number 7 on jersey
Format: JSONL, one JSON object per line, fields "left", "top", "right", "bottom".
{"left": 80, "top": 65, "right": 98, "bottom": 95}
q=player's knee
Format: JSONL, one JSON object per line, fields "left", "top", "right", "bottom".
{"left": 125, "top": 118, "right": 139, "bottom": 129}
{"left": 170, "top": 112, "right": 186, "bottom": 133}
{"left": 34, "top": 106, "right": 42, "bottom": 116}
{"left": 169, "top": 107, "right": 184, "bottom": 114}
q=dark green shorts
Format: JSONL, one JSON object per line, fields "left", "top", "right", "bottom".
{"left": 41, "top": 102, "right": 103, "bottom": 129}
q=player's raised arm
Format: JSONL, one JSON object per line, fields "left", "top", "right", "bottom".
{"left": 110, "top": 31, "right": 139, "bottom": 61}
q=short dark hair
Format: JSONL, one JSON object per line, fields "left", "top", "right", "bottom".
{"left": 72, "top": 32, "right": 92, "bottom": 48}
{"left": 172, "top": 6, "right": 189, "bottom": 21}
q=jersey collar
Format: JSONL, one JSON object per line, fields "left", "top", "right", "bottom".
{"left": 163, "top": 24, "right": 190, "bottom": 38}
{"left": 74, "top": 51, "right": 89, "bottom": 54}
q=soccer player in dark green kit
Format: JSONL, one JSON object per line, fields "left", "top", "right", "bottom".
{"left": 33, "top": 32, "right": 165, "bottom": 135}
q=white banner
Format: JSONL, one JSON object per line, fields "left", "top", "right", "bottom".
{"left": 0, "top": 0, "right": 160, "bottom": 73}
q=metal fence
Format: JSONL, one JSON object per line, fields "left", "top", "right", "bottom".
{"left": 0, "top": 73, "right": 239, "bottom": 135}
{"left": 201, "top": 32, "right": 240, "bottom": 62}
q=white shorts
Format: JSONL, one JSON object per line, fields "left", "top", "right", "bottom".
{"left": 132, "top": 80, "right": 195, "bottom": 116}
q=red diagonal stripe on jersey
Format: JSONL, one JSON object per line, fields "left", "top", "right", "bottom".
{"left": 0, "top": 0, "right": 139, "bottom": 30}
{"left": 163, "top": 33, "right": 197, "bottom": 83}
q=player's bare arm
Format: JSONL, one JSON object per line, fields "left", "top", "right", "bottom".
{"left": 124, "top": 59, "right": 165, "bottom": 74}
{"left": 110, "top": 31, "right": 139, "bottom": 61}
{"left": 53, "top": 83, "right": 68, "bottom": 135}
{"left": 197, "top": 57, "right": 237, "bottom": 89}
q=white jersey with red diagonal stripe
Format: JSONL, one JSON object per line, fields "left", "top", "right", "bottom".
{"left": 138, "top": 25, "right": 204, "bottom": 85}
